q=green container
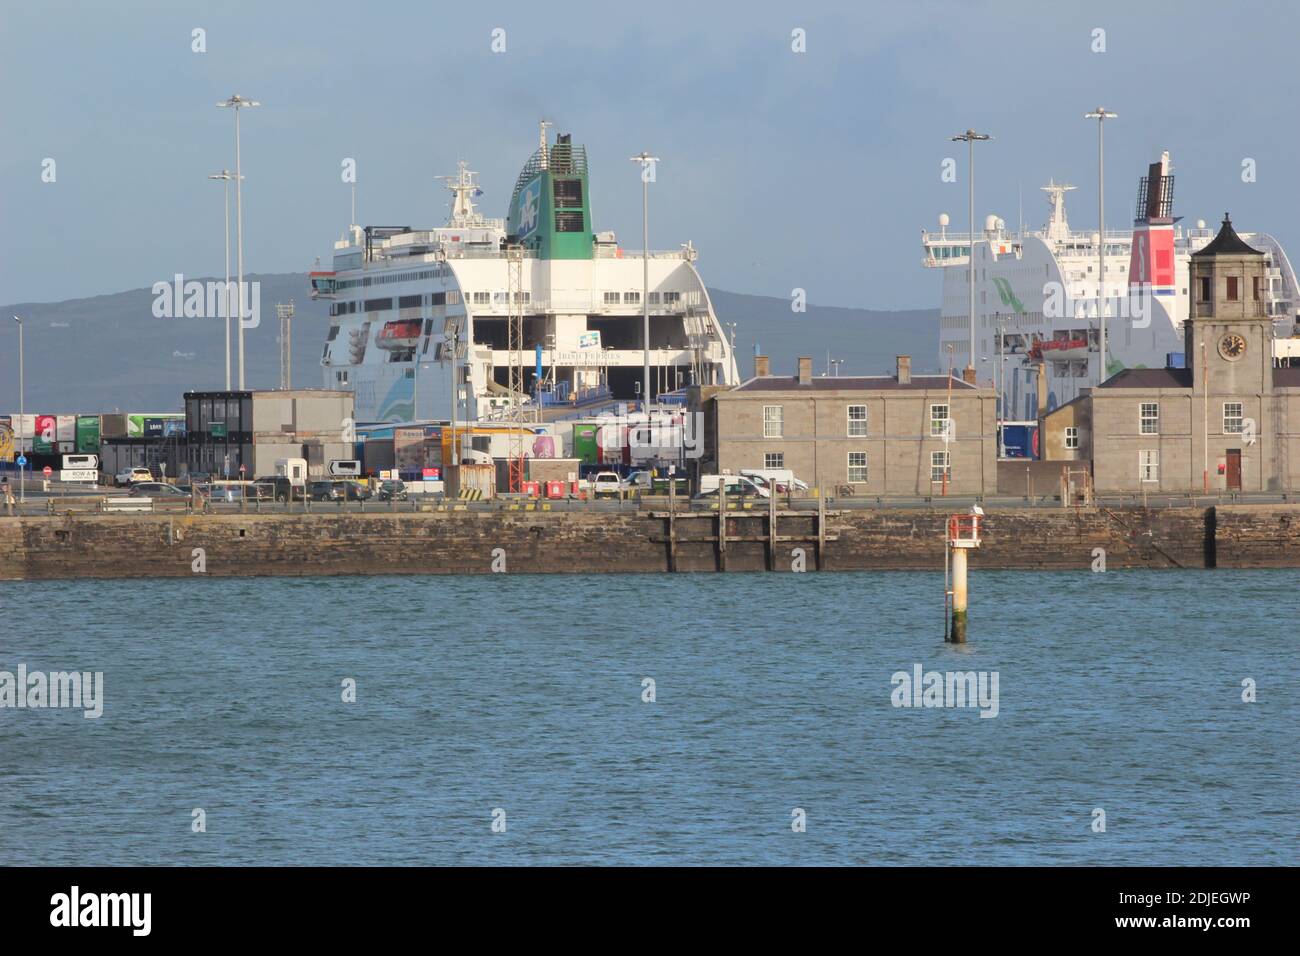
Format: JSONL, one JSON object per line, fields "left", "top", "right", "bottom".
{"left": 75, "top": 415, "right": 101, "bottom": 453}
{"left": 573, "top": 424, "right": 598, "bottom": 465}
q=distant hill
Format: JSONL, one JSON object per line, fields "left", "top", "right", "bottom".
{"left": 0, "top": 276, "right": 938, "bottom": 413}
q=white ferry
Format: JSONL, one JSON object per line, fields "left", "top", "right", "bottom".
{"left": 921, "top": 152, "right": 1300, "bottom": 417}
{"left": 310, "top": 124, "right": 739, "bottom": 424}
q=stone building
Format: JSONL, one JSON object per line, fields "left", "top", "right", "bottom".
{"left": 1054, "top": 214, "right": 1300, "bottom": 493}
{"left": 709, "top": 355, "right": 996, "bottom": 495}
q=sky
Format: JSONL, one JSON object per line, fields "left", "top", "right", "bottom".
{"left": 3, "top": 0, "right": 1299, "bottom": 311}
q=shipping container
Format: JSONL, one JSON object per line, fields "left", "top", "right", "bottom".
{"left": 573, "top": 424, "right": 598, "bottom": 464}
{"left": 999, "top": 421, "right": 1039, "bottom": 460}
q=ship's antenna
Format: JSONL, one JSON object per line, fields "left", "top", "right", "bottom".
{"left": 539, "top": 119, "right": 553, "bottom": 170}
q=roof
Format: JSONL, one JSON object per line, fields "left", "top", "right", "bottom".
{"left": 1191, "top": 214, "right": 1262, "bottom": 258}
{"left": 723, "top": 374, "right": 980, "bottom": 394}
{"left": 1098, "top": 367, "right": 1193, "bottom": 389}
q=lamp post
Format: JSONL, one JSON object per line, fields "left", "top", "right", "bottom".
{"left": 12, "top": 315, "right": 23, "bottom": 503}
{"left": 951, "top": 129, "right": 992, "bottom": 380}
{"left": 630, "top": 152, "right": 659, "bottom": 410}
{"left": 217, "top": 94, "right": 260, "bottom": 390}
{"left": 1085, "top": 108, "right": 1117, "bottom": 385}
{"left": 208, "top": 169, "right": 237, "bottom": 390}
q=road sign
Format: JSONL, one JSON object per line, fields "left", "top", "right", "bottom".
{"left": 238, "top": 464, "right": 246, "bottom": 474}
{"left": 329, "top": 459, "right": 362, "bottom": 477}
{"left": 63, "top": 453, "right": 98, "bottom": 470}
{"left": 42, "top": 466, "right": 52, "bottom": 477}
{"left": 61, "top": 469, "right": 98, "bottom": 482}
{"left": 16, "top": 455, "right": 27, "bottom": 467}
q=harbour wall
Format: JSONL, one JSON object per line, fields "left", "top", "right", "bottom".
{"left": 2, "top": 505, "right": 1299, "bottom": 580}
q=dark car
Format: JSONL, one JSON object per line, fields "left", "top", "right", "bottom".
{"left": 376, "top": 480, "right": 407, "bottom": 502}
{"left": 128, "top": 482, "right": 189, "bottom": 498}
{"left": 265, "top": 477, "right": 306, "bottom": 502}
{"left": 337, "top": 480, "right": 372, "bottom": 501}
{"left": 309, "top": 480, "right": 344, "bottom": 502}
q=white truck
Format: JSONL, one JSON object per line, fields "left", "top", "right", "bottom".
{"left": 740, "top": 468, "right": 809, "bottom": 494}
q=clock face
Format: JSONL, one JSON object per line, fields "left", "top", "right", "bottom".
{"left": 1219, "top": 333, "right": 1247, "bottom": 361}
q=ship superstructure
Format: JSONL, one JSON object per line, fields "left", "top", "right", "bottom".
{"left": 921, "top": 151, "right": 1300, "bottom": 417}
{"left": 311, "top": 126, "right": 738, "bottom": 424}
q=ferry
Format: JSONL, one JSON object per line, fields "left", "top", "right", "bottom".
{"left": 310, "top": 124, "right": 739, "bottom": 424}
{"left": 921, "top": 151, "right": 1300, "bottom": 417}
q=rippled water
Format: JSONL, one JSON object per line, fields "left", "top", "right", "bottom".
{"left": 0, "top": 570, "right": 1293, "bottom": 865}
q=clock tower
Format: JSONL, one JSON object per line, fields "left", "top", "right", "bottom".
{"left": 1184, "top": 213, "right": 1273, "bottom": 396}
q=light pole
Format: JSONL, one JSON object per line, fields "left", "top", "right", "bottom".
{"left": 951, "top": 129, "right": 992, "bottom": 380}
{"left": 1085, "top": 108, "right": 1117, "bottom": 385}
{"left": 208, "top": 169, "right": 237, "bottom": 390}
{"left": 218, "top": 94, "right": 260, "bottom": 390}
{"left": 12, "top": 315, "right": 23, "bottom": 503}
{"left": 630, "top": 152, "right": 659, "bottom": 409}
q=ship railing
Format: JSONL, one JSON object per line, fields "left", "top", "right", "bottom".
{"left": 594, "top": 246, "right": 696, "bottom": 260}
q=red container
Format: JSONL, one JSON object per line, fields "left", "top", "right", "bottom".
{"left": 521, "top": 480, "right": 541, "bottom": 496}
{"left": 546, "top": 480, "right": 565, "bottom": 499}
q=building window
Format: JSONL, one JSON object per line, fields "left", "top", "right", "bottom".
{"left": 847, "top": 404, "right": 867, "bottom": 437}
{"left": 764, "top": 452, "right": 784, "bottom": 469}
{"left": 929, "top": 403, "right": 950, "bottom": 437}
{"left": 1253, "top": 276, "right": 1262, "bottom": 301}
{"left": 763, "top": 406, "right": 783, "bottom": 438}
{"left": 1224, "top": 402, "right": 1244, "bottom": 434}
{"left": 603, "top": 291, "right": 620, "bottom": 304}
{"left": 1198, "top": 276, "right": 1211, "bottom": 302}
{"left": 1139, "top": 449, "right": 1159, "bottom": 483}
{"left": 1139, "top": 402, "right": 1159, "bottom": 435}
{"left": 1064, "top": 426, "right": 1079, "bottom": 449}
{"left": 848, "top": 452, "right": 868, "bottom": 483}
{"left": 930, "top": 451, "right": 951, "bottom": 483}
{"left": 623, "top": 291, "right": 640, "bottom": 304}
{"left": 1226, "top": 276, "right": 1240, "bottom": 301}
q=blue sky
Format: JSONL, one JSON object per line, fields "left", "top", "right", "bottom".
{"left": 2, "top": 0, "right": 1297, "bottom": 309}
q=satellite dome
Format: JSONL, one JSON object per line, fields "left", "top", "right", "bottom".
{"left": 1197, "top": 219, "right": 1206, "bottom": 230}
{"left": 938, "top": 213, "right": 950, "bottom": 227}
{"left": 984, "top": 214, "right": 999, "bottom": 231}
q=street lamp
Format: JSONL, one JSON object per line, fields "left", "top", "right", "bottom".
{"left": 12, "top": 315, "right": 23, "bottom": 503}
{"left": 950, "top": 129, "right": 992, "bottom": 379}
{"left": 208, "top": 169, "right": 239, "bottom": 390}
{"left": 630, "top": 152, "right": 659, "bottom": 409}
{"left": 1085, "top": 107, "right": 1117, "bottom": 385}
{"left": 217, "top": 94, "right": 260, "bottom": 390}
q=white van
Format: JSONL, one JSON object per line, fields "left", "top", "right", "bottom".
{"left": 697, "top": 474, "right": 770, "bottom": 498}
{"left": 740, "top": 468, "right": 809, "bottom": 494}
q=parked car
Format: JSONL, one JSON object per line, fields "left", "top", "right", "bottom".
{"left": 265, "top": 476, "right": 306, "bottom": 502}
{"left": 338, "top": 480, "right": 372, "bottom": 501}
{"left": 114, "top": 466, "right": 153, "bottom": 487}
{"left": 740, "top": 469, "right": 809, "bottom": 494}
{"left": 376, "top": 479, "right": 408, "bottom": 502}
{"left": 694, "top": 474, "right": 771, "bottom": 499}
{"left": 128, "top": 482, "right": 188, "bottom": 498}
{"left": 308, "top": 480, "right": 344, "bottom": 502}
{"left": 205, "top": 481, "right": 269, "bottom": 503}
{"left": 591, "top": 471, "right": 623, "bottom": 498}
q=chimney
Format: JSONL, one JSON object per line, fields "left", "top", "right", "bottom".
{"left": 754, "top": 354, "right": 770, "bottom": 378}
{"left": 962, "top": 366, "right": 977, "bottom": 385}
{"left": 797, "top": 356, "right": 812, "bottom": 385}
{"left": 896, "top": 355, "right": 911, "bottom": 385}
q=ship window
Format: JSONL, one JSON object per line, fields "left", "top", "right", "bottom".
{"left": 473, "top": 292, "right": 490, "bottom": 304}
{"left": 364, "top": 297, "right": 392, "bottom": 312}
{"left": 432, "top": 292, "right": 446, "bottom": 305}
{"left": 399, "top": 294, "right": 422, "bottom": 309}
{"left": 604, "top": 292, "right": 620, "bottom": 304}
{"left": 422, "top": 319, "right": 434, "bottom": 336}
{"left": 648, "top": 292, "right": 660, "bottom": 303}
{"left": 555, "top": 211, "right": 584, "bottom": 232}
{"left": 624, "top": 292, "right": 640, "bottom": 304}
{"left": 664, "top": 292, "right": 681, "bottom": 303}
{"left": 326, "top": 325, "right": 340, "bottom": 341}
{"left": 1226, "top": 276, "right": 1240, "bottom": 301}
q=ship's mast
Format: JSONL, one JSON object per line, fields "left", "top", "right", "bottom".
{"left": 1041, "top": 180, "right": 1076, "bottom": 242}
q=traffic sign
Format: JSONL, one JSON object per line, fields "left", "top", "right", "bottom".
{"left": 42, "top": 466, "right": 52, "bottom": 477}
{"left": 63, "top": 453, "right": 98, "bottom": 470}
{"left": 329, "top": 459, "right": 361, "bottom": 477}
{"left": 16, "top": 455, "right": 27, "bottom": 467}
{"left": 61, "top": 469, "right": 98, "bottom": 482}
{"left": 238, "top": 464, "right": 246, "bottom": 474}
